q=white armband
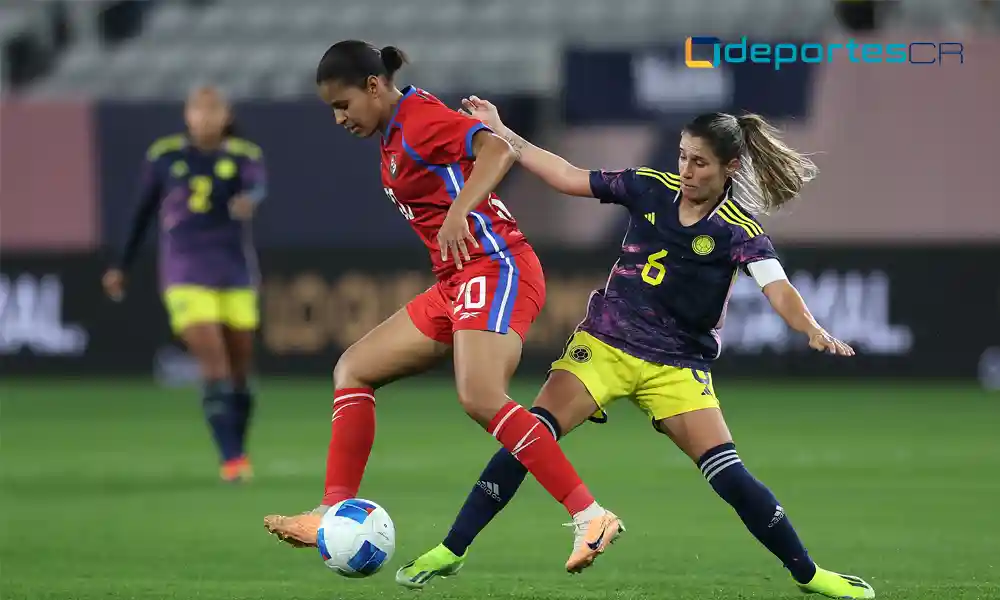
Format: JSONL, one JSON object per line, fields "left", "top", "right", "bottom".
{"left": 747, "top": 258, "right": 787, "bottom": 288}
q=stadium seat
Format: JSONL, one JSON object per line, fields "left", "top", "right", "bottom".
{"left": 17, "top": 0, "right": 988, "bottom": 99}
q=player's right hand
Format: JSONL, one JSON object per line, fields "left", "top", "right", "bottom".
{"left": 102, "top": 268, "right": 125, "bottom": 302}
{"left": 460, "top": 95, "right": 505, "bottom": 133}
{"left": 229, "top": 194, "right": 257, "bottom": 221}
{"left": 437, "top": 208, "right": 479, "bottom": 271}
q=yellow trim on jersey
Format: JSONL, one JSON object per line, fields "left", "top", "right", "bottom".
{"left": 717, "top": 204, "right": 757, "bottom": 238}
{"left": 718, "top": 203, "right": 762, "bottom": 238}
{"left": 640, "top": 167, "right": 681, "bottom": 182}
{"left": 636, "top": 167, "right": 681, "bottom": 191}
{"left": 721, "top": 200, "right": 764, "bottom": 236}
{"left": 224, "top": 137, "right": 263, "bottom": 160}
{"left": 146, "top": 134, "right": 187, "bottom": 160}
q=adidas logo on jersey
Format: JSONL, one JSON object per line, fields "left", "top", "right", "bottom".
{"left": 644, "top": 212, "right": 656, "bottom": 224}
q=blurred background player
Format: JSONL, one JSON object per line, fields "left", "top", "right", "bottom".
{"left": 397, "top": 99, "right": 874, "bottom": 599}
{"left": 102, "top": 86, "right": 267, "bottom": 483}
{"left": 262, "top": 41, "right": 622, "bottom": 573}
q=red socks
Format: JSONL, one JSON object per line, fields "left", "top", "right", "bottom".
{"left": 322, "top": 388, "right": 376, "bottom": 506}
{"left": 488, "top": 401, "right": 595, "bottom": 515}
{"left": 321, "top": 394, "right": 594, "bottom": 517}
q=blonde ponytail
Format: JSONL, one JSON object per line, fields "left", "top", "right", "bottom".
{"left": 735, "top": 114, "right": 817, "bottom": 214}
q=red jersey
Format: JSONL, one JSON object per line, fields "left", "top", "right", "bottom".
{"left": 381, "top": 86, "right": 531, "bottom": 281}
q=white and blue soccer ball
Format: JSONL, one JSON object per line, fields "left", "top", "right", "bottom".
{"left": 317, "top": 498, "right": 396, "bottom": 578}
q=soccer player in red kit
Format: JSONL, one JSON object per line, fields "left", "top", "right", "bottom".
{"left": 263, "top": 40, "right": 622, "bottom": 573}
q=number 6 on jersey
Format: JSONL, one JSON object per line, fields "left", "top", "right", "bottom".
{"left": 641, "top": 249, "right": 668, "bottom": 286}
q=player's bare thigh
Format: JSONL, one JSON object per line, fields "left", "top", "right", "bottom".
{"left": 180, "top": 323, "right": 231, "bottom": 381}
{"left": 452, "top": 329, "right": 526, "bottom": 425}
{"left": 654, "top": 408, "right": 734, "bottom": 462}
{"left": 532, "top": 370, "right": 602, "bottom": 437}
{"left": 334, "top": 306, "right": 451, "bottom": 390}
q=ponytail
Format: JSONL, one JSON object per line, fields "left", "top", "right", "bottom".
{"left": 316, "top": 40, "right": 408, "bottom": 88}
{"left": 735, "top": 113, "right": 817, "bottom": 214}
{"left": 379, "top": 46, "right": 408, "bottom": 79}
{"left": 683, "top": 112, "right": 817, "bottom": 215}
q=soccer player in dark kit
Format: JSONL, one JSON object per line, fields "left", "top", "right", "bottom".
{"left": 103, "top": 86, "right": 266, "bottom": 483}
{"left": 262, "top": 40, "right": 622, "bottom": 574}
{"left": 398, "top": 97, "right": 876, "bottom": 599}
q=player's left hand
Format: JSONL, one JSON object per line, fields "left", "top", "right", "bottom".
{"left": 808, "top": 328, "right": 855, "bottom": 356}
{"left": 459, "top": 95, "right": 505, "bottom": 133}
{"left": 437, "top": 210, "right": 479, "bottom": 270}
{"left": 229, "top": 194, "right": 256, "bottom": 220}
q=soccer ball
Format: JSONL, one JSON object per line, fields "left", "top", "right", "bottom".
{"left": 317, "top": 498, "right": 396, "bottom": 578}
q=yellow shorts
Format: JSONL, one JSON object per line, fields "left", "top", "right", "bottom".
{"left": 162, "top": 285, "right": 259, "bottom": 335}
{"left": 550, "top": 330, "right": 719, "bottom": 423}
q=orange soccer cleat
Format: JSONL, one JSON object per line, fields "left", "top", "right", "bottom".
{"left": 564, "top": 509, "right": 624, "bottom": 573}
{"left": 263, "top": 509, "right": 326, "bottom": 548}
{"left": 221, "top": 456, "right": 253, "bottom": 483}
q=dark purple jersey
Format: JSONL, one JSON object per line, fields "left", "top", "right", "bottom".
{"left": 581, "top": 167, "right": 778, "bottom": 369}
{"left": 119, "top": 134, "right": 267, "bottom": 289}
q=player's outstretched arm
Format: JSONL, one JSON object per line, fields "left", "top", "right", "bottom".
{"left": 461, "top": 96, "right": 592, "bottom": 197}
{"left": 759, "top": 275, "right": 855, "bottom": 357}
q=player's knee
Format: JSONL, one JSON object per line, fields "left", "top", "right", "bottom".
{"left": 226, "top": 354, "right": 253, "bottom": 389}
{"left": 333, "top": 343, "right": 374, "bottom": 389}
{"left": 226, "top": 359, "right": 250, "bottom": 389}
{"left": 196, "top": 352, "right": 230, "bottom": 382}
{"left": 333, "top": 351, "right": 360, "bottom": 389}
{"left": 202, "top": 365, "right": 230, "bottom": 383}
{"left": 181, "top": 325, "right": 230, "bottom": 381}
{"left": 229, "top": 372, "right": 249, "bottom": 392}
{"left": 454, "top": 377, "right": 505, "bottom": 424}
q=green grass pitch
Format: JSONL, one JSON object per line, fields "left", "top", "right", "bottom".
{"left": 2, "top": 377, "right": 997, "bottom": 599}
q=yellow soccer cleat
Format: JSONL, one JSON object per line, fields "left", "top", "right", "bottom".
{"left": 564, "top": 510, "right": 624, "bottom": 573}
{"left": 395, "top": 543, "right": 466, "bottom": 590}
{"left": 798, "top": 566, "right": 876, "bottom": 599}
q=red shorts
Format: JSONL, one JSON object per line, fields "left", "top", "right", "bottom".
{"left": 407, "top": 249, "right": 546, "bottom": 344}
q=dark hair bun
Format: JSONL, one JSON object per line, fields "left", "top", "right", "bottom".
{"left": 380, "top": 46, "right": 408, "bottom": 76}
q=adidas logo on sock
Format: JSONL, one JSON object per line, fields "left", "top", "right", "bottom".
{"left": 477, "top": 480, "right": 502, "bottom": 502}
{"left": 768, "top": 505, "right": 785, "bottom": 528}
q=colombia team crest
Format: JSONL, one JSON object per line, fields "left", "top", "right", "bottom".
{"left": 569, "top": 345, "right": 592, "bottom": 363}
{"left": 388, "top": 153, "right": 398, "bottom": 178}
{"left": 214, "top": 158, "right": 237, "bottom": 180}
{"left": 692, "top": 235, "right": 716, "bottom": 256}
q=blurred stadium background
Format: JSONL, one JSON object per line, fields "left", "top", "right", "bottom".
{"left": 2, "top": 1, "right": 998, "bottom": 599}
